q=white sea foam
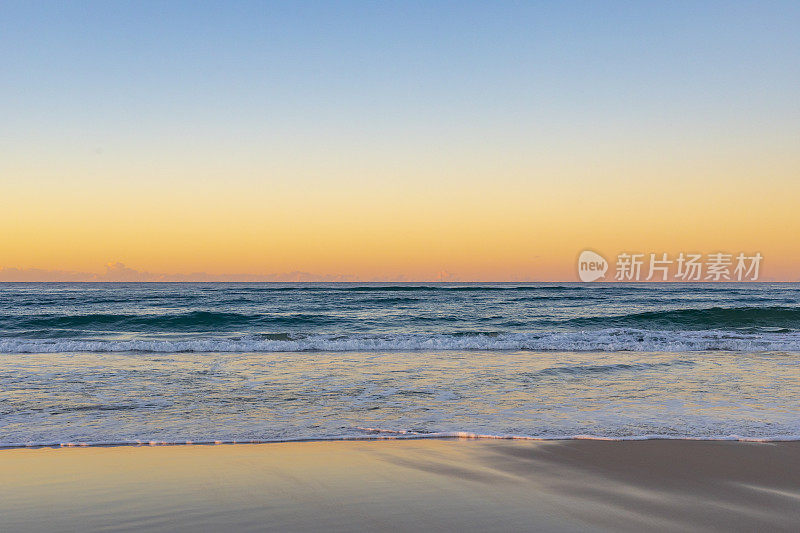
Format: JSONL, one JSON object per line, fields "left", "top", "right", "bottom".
{"left": 2, "top": 347, "right": 797, "bottom": 446}
{"left": 3, "top": 285, "right": 799, "bottom": 448}
{"left": 2, "top": 328, "right": 800, "bottom": 353}
{"left": 2, "top": 431, "right": 799, "bottom": 450}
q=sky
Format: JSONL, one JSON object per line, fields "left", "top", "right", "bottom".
{"left": 2, "top": 1, "right": 799, "bottom": 281}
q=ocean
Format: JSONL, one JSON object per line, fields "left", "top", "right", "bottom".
{"left": 1, "top": 282, "right": 798, "bottom": 446}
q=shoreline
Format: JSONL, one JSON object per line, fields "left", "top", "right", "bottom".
{"left": 2, "top": 439, "right": 798, "bottom": 532}
{"left": 3, "top": 433, "right": 800, "bottom": 450}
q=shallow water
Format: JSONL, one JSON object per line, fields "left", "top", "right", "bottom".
{"left": 1, "top": 283, "right": 798, "bottom": 445}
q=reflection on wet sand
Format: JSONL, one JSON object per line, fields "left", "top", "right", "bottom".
{"left": 1, "top": 439, "right": 798, "bottom": 532}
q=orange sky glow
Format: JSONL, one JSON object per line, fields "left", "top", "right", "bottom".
{"left": 3, "top": 3, "right": 799, "bottom": 281}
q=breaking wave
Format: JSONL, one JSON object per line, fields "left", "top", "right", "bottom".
{"left": 4, "top": 305, "right": 800, "bottom": 334}
{"left": 2, "top": 328, "right": 800, "bottom": 353}
{"left": 0, "top": 311, "right": 337, "bottom": 331}
{"left": 567, "top": 306, "right": 800, "bottom": 330}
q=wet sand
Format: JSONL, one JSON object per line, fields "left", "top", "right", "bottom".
{"left": 1, "top": 439, "right": 798, "bottom": 532}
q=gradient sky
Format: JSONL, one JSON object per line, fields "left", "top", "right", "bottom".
{"left": 2, "top": 1, "right": 799, "bottom": 281}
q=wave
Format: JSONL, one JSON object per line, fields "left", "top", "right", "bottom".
{"left": 3, "top": 328, "right": 800, "bottom": 353}
{"left": 510, "top": 295, "right": 593, "bottom": 302}
{"left": 250, "top": 284, "right": 768, "bottom": 293}
{"left": 521, "top": 359, "right": 694, "bottom": 378}
{"left": 185, "top": 285, "right": 600, "bottom": 292}
{"left": 353, "top": 297, "right": 421, "bottom": 304}
{"left": 7, "top": 305, "right": 798, "bottom": 333}
{"left": 567, "top": 306, "right": 800, "bottom": 330}
{"left": 306, "top": 285, "right": 589, "bottom": 291}
{"left": 0, "top": 311, "right": 337, "bottom": 331}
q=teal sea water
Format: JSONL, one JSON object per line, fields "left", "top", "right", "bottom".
{"left": 1, "top": 283, "right": 798, "bottom": 446}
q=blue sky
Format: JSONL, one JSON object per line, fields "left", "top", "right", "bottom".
{"left": 5, "top": 1, "right": 798, "bottom": 150}
{"left": 2, "top": 1, "right": 800, "bottom": 279}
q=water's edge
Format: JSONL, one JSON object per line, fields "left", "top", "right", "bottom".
{"left": 3, "top": 432, "right": 798, "bottom": 451}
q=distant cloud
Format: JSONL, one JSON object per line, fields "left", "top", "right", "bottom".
{"left": 0, "top": 267, "right": 95, "bottom": 282}
{"left": 96, "top": 262, "right": 153, "bottom": 282}
{"left": 435, "top": 270, "right": 459, "bottom": 281}
{"left": 0, "top": 263, "right": 368, "bottom": 282}
{"left": 2, "top": 263, "right": 794, "bottom": 282}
